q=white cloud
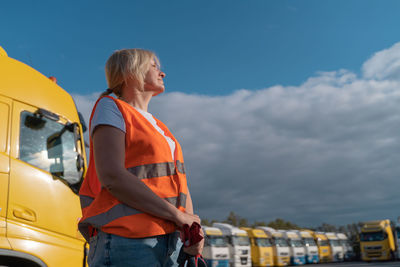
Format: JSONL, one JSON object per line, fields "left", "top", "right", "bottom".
{"left": 73, "top": 42, "right": 400, "bottom": 227}
{"left": 362, "top": 42, "right": 400, "bottom": 81}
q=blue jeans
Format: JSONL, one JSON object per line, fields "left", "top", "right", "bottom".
{"left": 88, "top": 230, "right": 183, "bottom": 267}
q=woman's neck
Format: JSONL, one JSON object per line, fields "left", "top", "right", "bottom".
{"left": 120, "top": 90, "right": 152, "bottom": 112}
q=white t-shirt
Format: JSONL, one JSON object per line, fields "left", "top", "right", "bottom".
{"left": 91, "top": 97, "right": 176, "bottom": 160}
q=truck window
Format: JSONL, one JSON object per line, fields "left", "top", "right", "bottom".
{"left": 303, "top": 238, "right": 316, "bottom": 246}
{"left": 19, "top": 111, "right": 82, "bottom": 186}
{"left": 275, "top": 237, "right": 289, "bottom": 247}
{"left": 290, "top": 239, "right": 304, "bottom": 247}
{"left": 233, "top": 236, "right": 250, "bottom": 246}
{"left": 318, "top": 240, "right": 329, "bottom": 246}
{"left": 360, "top": 231, "right": 385, "bottom": 242}
{"left": 255, "top": 237, "right": 272, "bottom": 247}
{"left": 329, "top": 240, "right": 341, "bottom": 247}
{"left": 206, "top": 235, "right": 228, "bottom": 247}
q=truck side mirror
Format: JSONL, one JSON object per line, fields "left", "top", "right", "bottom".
{"left": 47, "top": 132, "right": 64, "bottom": 177}
{"left": 24, "top": 114, "right": 46, "bottom": 130}
{"left": 78, "top": 112, "right": 87, "bottom": 133}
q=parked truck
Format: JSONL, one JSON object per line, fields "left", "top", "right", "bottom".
{"left": 281, "top": 231, "right": 306, "bottom": 265}
{"left": 298, "top": 230, "right": 319, "bottom": 264}
{"left": 310, "top": 231, "right": 331, "bottom": 263}
{"left": 394, "top": 219, "right": 400, "bottom": 260}
{"left": 337, "top": 232, "right": 354, "bottom": 261}
{"left": 257, "top": 227, "right": 290, "bottom": 266}
{"left": 325, "top": 232, "right": 344, "bottom": 262}
{"left": 213, "top": 223, "right": 251, "bottom": 267}
{"left": 360, "top": 219, "right": 396, "bottom": 261}
{"left": 202, "top": 226, "right": 230, "bottom": 267}
{"left": 241, "top": 227, "right": 274, "bottom": 267}
{"left": 0, "top": 46, "right": 88, "bottom": 266}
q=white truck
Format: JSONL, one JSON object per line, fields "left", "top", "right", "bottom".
{"left": 202, "top": 226, "right": 230, "bottom": 267}
{"left": 213, "top": 223, "right": 251, "bottom": 267}
{"left": 299, "top": 230, "right": 319, "bottom": 263}
{"left": 257, "top": 227, "right": 290, "bottom": 266}
{"left": 281, "top": 231, "right": 306, "bottom": 265}
{"left": 325, "top": 232, "right": 344, "bottom": 262}
{"left": 336, "top": 233, "right": 354, "bottom": 261}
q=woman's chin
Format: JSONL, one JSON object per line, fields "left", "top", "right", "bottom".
{"left": 152, "top": 88, "right": 165, "bottom": 96}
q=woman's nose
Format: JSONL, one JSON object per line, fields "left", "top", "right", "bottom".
{"left": 160, "top": 71, "right": 166, "bottom": 78}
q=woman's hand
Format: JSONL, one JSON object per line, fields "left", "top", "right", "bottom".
{"left": 183, "top": 228, "right": 204, "bottom": 256}
{"left": 174, "top": 211, "right": 201, "bottom": 228}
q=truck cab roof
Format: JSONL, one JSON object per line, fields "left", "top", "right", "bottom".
{"left": 212, "top": 223, "right": 248, "bottom": 236}
{"left": 0, "top": 46, "right": 79, "bottom": 123}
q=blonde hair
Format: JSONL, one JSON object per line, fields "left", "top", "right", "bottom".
{"left": 101, "top": 48, "right": 160, "bottom": 97}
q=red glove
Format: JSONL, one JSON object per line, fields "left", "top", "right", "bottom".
{"left": 180, "top": 222, "right": 203, "bottom": 247}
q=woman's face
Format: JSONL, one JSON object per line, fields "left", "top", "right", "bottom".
{"left": 143, "top": 59, "right": 166, "bottom": 96}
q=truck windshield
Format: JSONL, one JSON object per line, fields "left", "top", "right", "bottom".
{"left": 360, "top": 231, "right": 385, "bottom": 241}
{"left": 329, "top": 240, "right": 341, "bottom": 247}
{"left": 289, "top": 239, "right": 304, "bottom": 247}
{"left": 341, "top": 240, "right": 352, "bottom": 250}
{"left": 207, "top": 236, "right": 228, "bottom": 247}
{"left": 274, "top": 238, "right": 288, "bottom": 247}
{"left": 318, "top": 240, "right": 329, "bottom": 246}
{"left": 255, "top": 238, "right": 272, "bottom": 247}
{"left": 303, "top": 238, "right": 316, "bottom": 246}
{"left": 233, "top": 236, "right": 250, "bottom": 246}
{"left": 20, "top": 111, "right": 84, "bottom": 193}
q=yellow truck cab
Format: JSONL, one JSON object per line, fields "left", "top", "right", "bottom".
{"left": 360, "top": 219, "right": 395, "bottom": 261}
{"left": 0, "top": 46, "right": 87, "bottom": 266}
{"left": 257, "top": 227, "right": 290, "bottom": 266}
{"left": 311, "top": 231, "right": 331, "bottom": 263}
{"left": 241, "top": 227, "right": 274, "bottom": 267}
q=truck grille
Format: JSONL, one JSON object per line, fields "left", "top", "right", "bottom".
{"left": 215, "top": 254, "right": 228, "bottom": 258}
{"left": 367, "top": 252, "right": 382, "bottom": 257}
{"left": 365, "top": 245, "right": 382, "bottom": 250}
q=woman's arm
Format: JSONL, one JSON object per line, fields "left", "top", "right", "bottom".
{"left": 92, "top": 125, "right": 199, "bottom": 227}
{"left": 185, "top": 189, "right": 194, "bottom": 214}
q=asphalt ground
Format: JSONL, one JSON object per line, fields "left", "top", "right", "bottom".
{"left": 310, "top": 261, "right": 400, "bottom": 267}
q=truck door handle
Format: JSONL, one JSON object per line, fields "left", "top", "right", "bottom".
{"left": 13, "top": 207, "right": 36, "bottom": 222}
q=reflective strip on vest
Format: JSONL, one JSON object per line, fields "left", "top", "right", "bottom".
{"left": 80, "top": 193, "right": 187, "bottom": 229}
{"left": 80, "top": 161, "right": 185, "bottom": 209}
{"left": 127, "top": 160, "right": 185, "bottom": 179}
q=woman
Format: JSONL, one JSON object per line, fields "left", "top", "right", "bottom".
{"left": 78, "top": 48, "right": 203, "bottom": 266}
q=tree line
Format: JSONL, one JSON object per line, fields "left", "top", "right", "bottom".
{"left": 201, "top": 211, "right": 364, "bottom": 235}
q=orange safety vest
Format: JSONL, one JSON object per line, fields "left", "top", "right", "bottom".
{"left": 78, "top": 96, "right": 188, "bottom": 241}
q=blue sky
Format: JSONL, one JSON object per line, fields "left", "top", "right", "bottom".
{"left": 2, "top": 0, "right": 400, "bottom": 95}
{"left": 3, "top": 1, "right": 400, "bottom": 227}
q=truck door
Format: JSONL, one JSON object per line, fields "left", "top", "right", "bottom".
{"left": 7, "top": 100, "right": 85, "bottom": 266}
{"left": 0, "top": 96, "right": 11, "bottom": 249}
